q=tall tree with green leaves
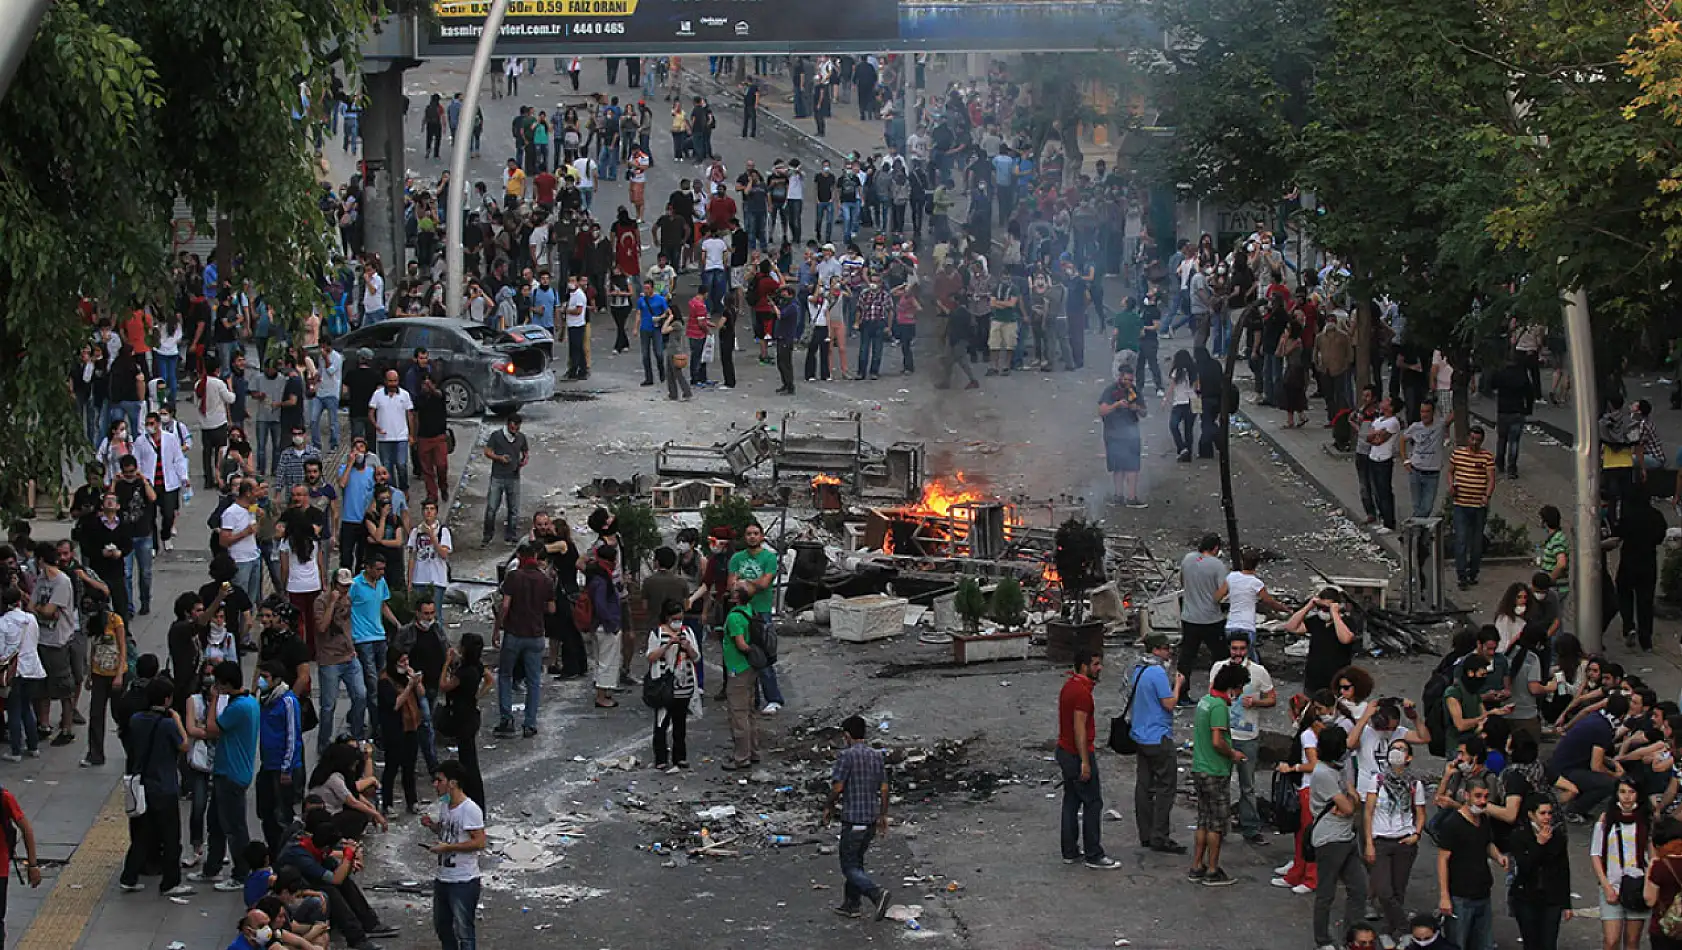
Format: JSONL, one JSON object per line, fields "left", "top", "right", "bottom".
{"left": 0, "top": 0, "right": 375, "bottom": 508}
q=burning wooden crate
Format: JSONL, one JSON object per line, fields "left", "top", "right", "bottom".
{"left": 650, "top": 479, "right": 737, "bottom": 511}
{"left": 810, "top": 473, "right": 845, "bottom": 511}
{"left": 830, "top": 594, "right": 907, "bottom": 643}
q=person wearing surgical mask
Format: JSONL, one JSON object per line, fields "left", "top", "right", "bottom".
{"left": 1435, "top": 735, "right": 1492, "bottom": 816}
{"left": 230, "top": 908, "right": 275, "bottom": 950}
{"left": 644, "top": 600, "right": 700, "bottom": 772}
{"left": 1434, "top": 775, "right": 1509, "bottom": 950}
{"left": 1363, "top": 740, "right": 1426, "bottom": 944}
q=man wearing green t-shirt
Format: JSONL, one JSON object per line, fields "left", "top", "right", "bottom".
{"left": 721, "top": 584, "right": 758, "bottom": 769}
{"left": 1189, "top": 662, "right": 1249, "bottom": 888}
{"left": 727, "top": 523, "right": 785, "bottom": 713}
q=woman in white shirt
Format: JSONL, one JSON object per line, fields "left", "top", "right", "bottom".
{"left": 805, "top": 284, "right": 835, "bottom": 382}
{"left": 0, "top": 589, "right": 46, "bottom": 759}
{"left": 1591, "top": 778, "right": 1653, "bottom": 948}
{"left": 644, "top": 601, "right": 699, "bottom": 773}
{"left": 278, "top": 507, "right": 324, "bottom": 655}
{"left": 1164, "top": 349, "right": 1198, "bottom": 462}
{"left": 1363, "top": 739, "right": 1426, "bottom": 942}
{"left": 1493, "top": 582, "right": 1529, "bottom": 652}
{"left": 156, "top": 314, "right": 184, "bottom": 408}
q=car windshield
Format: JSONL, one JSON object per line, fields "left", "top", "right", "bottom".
{"left": 459, "top": 324, "right": 515, "bottom": 346}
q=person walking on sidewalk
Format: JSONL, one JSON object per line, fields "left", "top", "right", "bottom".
{"left": 1489, "top": 351, "right": 1534, "bottom": 478}
{"left": 1447, "top": 426, "right": 1497, "bottom": 588}
{"left": 1189, "top": 662, "right": 1248, "bottom": 887}
{"left": 1130, "top": 634, "right": 1184, "bottom": 855}
{"left": 823, "top": 714, "right": 893, "bottom": 920}
{"left": 741, "top": 77, "right": 759, "bottom": 138}
{"left": 481, "top": 415, "right": 528, "bottom": 546}
{"left": 1057, "top": 650, "right": 1121, "bottom": 869}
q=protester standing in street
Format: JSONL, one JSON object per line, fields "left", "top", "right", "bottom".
{"left": 1189, "top": 662, "right": 1247, "bottom": 886}
{"left": 644, "top": 599, "right": 698, "bottom": 772}
{"left": 494, "top": 542, "right": 554, "bottom": 737}
{"left": 119, "top": 677, "right": 192, "bottom": 896}
{"left": 0, "top": 780, "right": 41, "bottom": 943}
{"left": 1130, "top": 633, "right": 1184, "bottom": 854}
{"left": 1176, "top": 534, "right": 1228, "bottom": 701}
{"left": 194, "top": 660, "right": 260, "bottom": 891}
{"left": 1435, "top": 775, "right": 1506, "bottom": 950}
{"left": 1310, "top": 724, "right": 1369, "bottom": 950}
{"left": 482, "top": 415, "right": 528, "bottom": 547}
{"left": 1210, "top": 631, "right": 1276, "bottom": 845}
{"left": 1058, "top": 650, "right": 1120, "bottom": 869}
{"left": 823, "top": 714, "right": 893, "bottom": 919}
{"left": 422, "top": 760, "right": 486, "bottom": 950}
{"left": 721, "top": 583, "right": 759, "bottom": 770}
{"left": 1447, "top": 425, "right": 1497, "bottom": 588}
{"left": 1400, "top": 399, "right": 1448, "bottom": 519}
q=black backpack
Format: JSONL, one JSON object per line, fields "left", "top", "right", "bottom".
{"left": 1421, "top": 653, "right": 1460, "bottom": 758}
{"left": 732, "top": 606, "right": 777, "bottom": 669}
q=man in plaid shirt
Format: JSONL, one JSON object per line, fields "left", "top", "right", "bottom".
{"left": 822, "top": 715, "right": 892, "bottom": 920}
{"left": 852, "top": 274, "right": 892, "bottom": 380}
{"left": 272, "top": 424, "right": 321, "bottom": 503}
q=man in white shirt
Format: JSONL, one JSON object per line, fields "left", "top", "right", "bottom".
{"left": 571, "top": 156, "right": 597, "bottom": 212}
{"left": 699, "top": 227, "right": 730, "bottom": 313}
{"left": 219, "top": 477, "right": 265, "bottom": 605}
{"left": 528, "top": 219, "right": 551, "bottom": 274}
{"left": 1209, "top": 631, "right": 1276, "bottom": 844}
{"left": 201, "top": 354, "right": 237, "bottom": 485}
{"left": 422, "top": 760, "right": 486, "bottom": 949}
{"left": 361, "top": 263, "right": 386, "bottom": 325}
{"left": 312, "top": 338, "right": 344, "bottom": 452}
{"left": 1365, "top": 398, "right": 1403, "bottom": 533}
{"left": 783, "top": 159, "right": 806, "bottom": 244}
{"left": 368, "top": 370, "right": 416, "bottom": 492}
{"left": 563, "top": 275, "right": 590, "bottom": 380}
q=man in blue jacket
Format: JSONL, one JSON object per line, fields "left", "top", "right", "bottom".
{"left": 255, "top": 660, "right": 305, "bottom": 855}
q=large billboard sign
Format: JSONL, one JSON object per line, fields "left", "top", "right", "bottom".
{"left": 423, "top": 0, "right": 901, "bottom": 52}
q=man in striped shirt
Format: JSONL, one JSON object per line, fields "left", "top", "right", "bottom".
{"left": 1446, "top": 425, "right": 1498, "bottom": 589}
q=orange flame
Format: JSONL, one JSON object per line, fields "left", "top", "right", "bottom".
{"left": 906, "top": 471, "right": 986, "bottom": 518}
{"left": 811, "top": 473, "right": 844, "bottom": 487}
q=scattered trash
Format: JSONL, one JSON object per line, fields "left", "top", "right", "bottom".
{"left": 885, "top": 904, "right": 924, "bottom": 922}
{"left": 695, "top": 805, "right": 738, "bottom": 822}
{"left": 169, "top": 896, "right": 191, "bottom": 905}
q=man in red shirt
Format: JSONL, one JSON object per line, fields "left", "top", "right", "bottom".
{"left": 532, "top": 169, "right": 559, "bottom": 210}
{"left": 1056, "top": 650, "right": 1119, "bottom": 869}
{"left": 0, "top": 785, "right": 42, "bottom": 944}
{"left": 706, "top": 184, "right": 737, "bottom": 231}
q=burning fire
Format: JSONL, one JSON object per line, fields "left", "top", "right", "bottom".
{"left": 907, "top": 471, "right": 985, "bottom": 518}
{"left": 811, "top": 473, "right": 844, "bottom": 487}
{"left": 1042, "top": 562, "right": 1061, "bottom": 586}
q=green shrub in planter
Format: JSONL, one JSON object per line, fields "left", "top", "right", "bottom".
{"left": 989, "top": 575, "right": 1027, "bottom": 630}
{"left": 610, "top": 497, "right": 662, "bottom": 579}
{"left": 702, "top": 495, "right": 758, "bottom": 542}
{"left": 954, "top": 576, "right": 987, "bottom": 633}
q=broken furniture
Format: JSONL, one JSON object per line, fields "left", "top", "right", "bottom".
{"left": 1397, "top": 517, "right": 1445, "bottom": 614}
{"left": 654, "top": 425, "right": 774, "bottom": 480}
{"left": 858, "top": 441, "right": 926, "bottom": 502}
{"left": 650, "top": 478, "right": 737, "bottom": 511}
{"left": 773, "top": 412, "right": 863, "bottom": 487}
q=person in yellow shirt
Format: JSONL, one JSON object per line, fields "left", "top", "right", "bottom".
{"left": 501, "top": 158, "right": 526, "bottom": 210}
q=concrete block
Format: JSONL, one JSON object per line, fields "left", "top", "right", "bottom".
{"left": 830, "top": 594, "right": 907, "bottom": 643}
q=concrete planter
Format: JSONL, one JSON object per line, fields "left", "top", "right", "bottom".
{"left": 1045, "top": 619, "right": 1106, "bottom": 664}
{"left": 952, "top": 630, "right": 1032, "bottom": 664}
{"left": 831, "top": 594, "right": 907, "bottom": 643}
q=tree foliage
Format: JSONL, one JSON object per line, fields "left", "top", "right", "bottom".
{"left": 0, "top": 0, "right": 374, "bottom": 507}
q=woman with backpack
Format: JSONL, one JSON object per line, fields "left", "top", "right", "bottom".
{"left": 1641, "top": 817, "right": 1682, "bottom": 949}
{"left": 644, "top": 600, "right": 699, "bottom": 773}
{"left": 1272, "top": 689, "right": 1335, "bottom": 894}
{"left": 1592, "top": 778, "right": 1653, "bottom": 950}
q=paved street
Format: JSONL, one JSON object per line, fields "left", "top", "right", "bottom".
{"left": 15, "top": 53, "right": 1682, "bottom": 950}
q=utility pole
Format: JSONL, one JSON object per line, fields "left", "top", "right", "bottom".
{"left": 0, "top": 0, "right": 52, "bottom": 102}
{"left": 445, "top": 0, "right": 512, "bottom": 318}
{"left": 1562, "top": 285, "right": 1601, "bottom": 650}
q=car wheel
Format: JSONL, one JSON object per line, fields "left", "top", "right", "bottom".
{"left": 488, "top": 402, "right": 519, "bottom": 417}
{"left": 442, "top": 378, "right": 478, "bottom": 417}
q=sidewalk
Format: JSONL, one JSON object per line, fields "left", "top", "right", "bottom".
{"left": 9, "top": 400, "right": 482, "bottom": 950}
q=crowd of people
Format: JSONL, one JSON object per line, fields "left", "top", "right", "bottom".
{"left": 1053, "top": 526, "right": 1682, "bottom": 950}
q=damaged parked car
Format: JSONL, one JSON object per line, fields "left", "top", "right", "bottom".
{"left": 339, "top": 317, "right": 554, "bottom": 417}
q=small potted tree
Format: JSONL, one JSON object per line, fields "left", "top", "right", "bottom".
{"left": 951, "top": 574, "right": 1033, "bottom": 664}
{"left": 1046, "top": 518, "right": 1108, "bottom": 663}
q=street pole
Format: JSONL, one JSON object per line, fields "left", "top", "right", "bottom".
{"left": 0, "top": 0, "right": 51, "bottom": 102}
{"left": 445, "top": 0, "right": 511, "bottom": 318}
{"left": 1563, "top": 285, "right": 1601, "bottom": 650}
